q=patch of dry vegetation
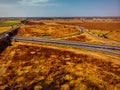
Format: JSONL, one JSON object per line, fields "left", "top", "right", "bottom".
{"left": 17, "top": 25, "right": 79, "bottom": 37}
{"left": 0, "top": 44, "right": 120, "bottom": 90}
{"left": 26, "top": 21, "right": 45, "bottom": 25}
{"left": 107, "top": 31, "right": 120, "bottom": 42}
{"left": 64, "top": 35, "right": 91, "bottom": 42}
{"left": 0, "top": 27, "right": 10, "bottom": 34}
{"left": 89, "top": 30, "right": 120, "bottom": 42}
{"left": 62, "top": 33, "right": 105, "bottom": 44}
{"left": 89, "top": 30, "right": 109, "bottom": 38}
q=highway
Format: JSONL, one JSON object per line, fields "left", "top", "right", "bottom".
{"left": 0, "top": 22, "right": 120, "bottom": 57}
{"left": 10, "top": 36, "right": 120, "bottom": 57}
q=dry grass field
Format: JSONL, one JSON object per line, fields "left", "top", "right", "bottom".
{"left": 0, "top": 42, "right": 120, "bottom": 90}
{"left": 107, "top": 31, "right": 120, "bottom": 42}
{"left": 17, "top": 25, "right": 79, "bottom": 37}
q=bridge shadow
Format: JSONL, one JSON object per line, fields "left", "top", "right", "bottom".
{"left": 0, "top": 27, "right": 19, "bottom": 53}
{"left": 0, "top": 38, "right": 12, "bottom": 53}
{"left": 9, "top": 27, "right": 19, "bottom": 37}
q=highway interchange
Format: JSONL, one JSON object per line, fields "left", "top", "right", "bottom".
{"left": 0, "top": 24, "right": 120, "bottom": 57}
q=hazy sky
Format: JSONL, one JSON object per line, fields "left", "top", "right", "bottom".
{"left": 0, "top": 0, "right": 120, "bottom": 17}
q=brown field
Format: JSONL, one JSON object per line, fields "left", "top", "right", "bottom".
{"left": 26, "top": 21, "right": 45, "bottom": 25}
{"left": 58, "top": 22, "right": 120, "bottom": 31}
{"left": 0, "top": 42, "right": 120, "bottom": 90}
{"left": 17, "top": 25, "right": 79, "bottom": 37}
{"left": 28, "top": 19, "right": 120, "bottom": 31}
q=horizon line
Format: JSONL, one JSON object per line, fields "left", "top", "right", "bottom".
{"left": 0, "top": 16, "right": 120, "bottom": 18}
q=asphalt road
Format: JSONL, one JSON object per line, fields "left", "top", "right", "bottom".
{"left": 10, "top": 36, "right": 120, "bottom": 57}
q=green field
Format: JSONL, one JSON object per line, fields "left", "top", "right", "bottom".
{"left": 0, "top": 20, "right": 20, "bottom": 27}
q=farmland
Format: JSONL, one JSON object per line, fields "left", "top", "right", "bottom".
{"left": 0, "top": 20, "right": 20, "bottom": 34}
{"left": 0, "top": 20, "right": 20, "bottom": 27}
